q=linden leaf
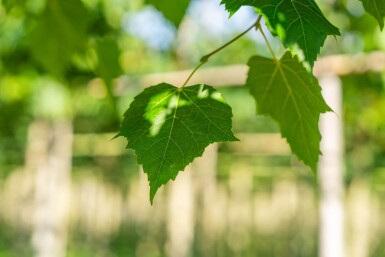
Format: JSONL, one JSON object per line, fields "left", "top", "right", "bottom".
{"left": 117, "top": 83, "right": 238, "bottom": 203}
{"left": 220, "top": 0, "right": 340, "bottom": 69}
{"left": 361, "top": 0, "right": 385, "bottom": 30}
{"left": 246, "top": 52, "right": 331, "bottom": 172}
{"left": 257, "top": 0, "right": 340, "bottom": 69}
{"left": 146, "top": 0, "right": 190, "bottom": 27}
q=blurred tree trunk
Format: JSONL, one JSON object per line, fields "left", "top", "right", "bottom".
{"left": 25, "top": 120, "right": 72, "bottom": 257}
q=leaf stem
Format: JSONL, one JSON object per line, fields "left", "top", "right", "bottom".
{"left": 181, "top": 62, "right": 206, "bottom": 88}
{"left": 257, "top": 23, "right": 277, "bottom": 60}
{"left": 200, "top": 15, "right": 263, "bottom": 63}
{"left": 181, "top": 15, "right": 262, "bottom": 87}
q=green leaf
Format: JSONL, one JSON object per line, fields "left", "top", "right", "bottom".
{"left": 220, "top": 0, "right": 340, "bottom": 69}
{"left": 26, "top": 0, "right": 91, "bottom": 75}
{"left": 117, "top": 83, "right": 238, "bottom": 203}
{"left": 95, "top": 38, "right": 123, "bottom": 84}
{"left": 94, "top": 37, "right": 123, "bottom": 124}
{"left": 246, "top": 52, "right": 331, "bottom": 172}
{"left": 146, "top": 0, "right": 190, "bottom": 27}
{"left": 361, "top": 0, "right": 385, "bottom": 30}
{"left": 220, "top": 0, "right": 256, "bottom": 16}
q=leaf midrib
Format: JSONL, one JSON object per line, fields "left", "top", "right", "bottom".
{"left": 154, "top": 90, "right": 181, "bottom": 189}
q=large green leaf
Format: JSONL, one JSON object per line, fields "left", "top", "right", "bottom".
{"left": 246, "top": 52, "right": 331, "bottom": 172}
{"left": 361, "top": 0, "right": 385, "bottom": 30}
{"left": 146, "top": 0, "right": 190, "bottom": 27}
{"left": 220, "top": 0, "right": 340, "bottom": 69}
{"left": 117, "top": 83, "right": 238, "bottom": 203}
{"left": 26, "top": 0, "right": 91, "bottom": 75}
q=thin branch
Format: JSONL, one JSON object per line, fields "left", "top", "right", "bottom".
{"left": 181, "top": 16, "right": 262, "bottom": 87}
{"left": 181, "top": 62, "right": 206, "bottom": 87}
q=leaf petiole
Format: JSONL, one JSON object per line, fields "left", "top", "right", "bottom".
{"left": 181, "top": 15, "right": 262, "bottom": 87}
{"left": 181, "top": 62, "right": 206, "bottom": 88}
{"left": 257, "top": 23, "right": 277, "bottom": 61}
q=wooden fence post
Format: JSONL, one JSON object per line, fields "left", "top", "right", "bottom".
{"left": 318, "top": 75, "right": 345, "bottom": 257}
{"left": 26, "top": 121, "right": 73, "bottom": 257}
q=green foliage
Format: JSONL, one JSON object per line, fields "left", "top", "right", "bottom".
{"left": 2, "top": 0, "right": 385, "bottom": 202}
{"left": 360, "top": 0, "right": 385, "bottom": 30}
{"left": 117, "top": 83, "right": 238, "bottom": 202}
{"left": 25, "top": 0, "right": 92, "bottom": 76}
{"left": 220, "top": 0, "right": 256, "bottom": 16}
{"left": 116, "top": 0, "right": 385, "bottom": 201}
{"left": 222, "top": 0, "right": 340, "bottom": 69}
{"left": 255, "top": 0, "right": 340, "bottom": 69}
{"left": 145, "top": 0, "right": 190, "bottom": 27}
{"left": 246, "top": 52, "right": 331, "bottom": 172}
{"left": 95, "top": 37, "right": 123, "bottom": 84}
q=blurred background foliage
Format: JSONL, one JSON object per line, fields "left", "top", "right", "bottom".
{"left": 0, "top": 0, "right": 385, "bottom": 256}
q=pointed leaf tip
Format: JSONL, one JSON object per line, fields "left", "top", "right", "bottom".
{"left": 361, "top": 0, "right": 385, "bottom": 30}
{"left": 145, "top": 0, "right": 190, "bottom": 27}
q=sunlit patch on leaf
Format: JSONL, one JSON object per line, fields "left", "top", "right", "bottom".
{"left": 117, "top": 83, "right": 238, "bottom": 203}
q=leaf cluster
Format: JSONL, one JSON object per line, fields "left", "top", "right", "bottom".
{"left": 116, "top": 0, "right": 385, "bottom": 202}
{"left": 1, "top": 0, "right": 384, "bottom": 203}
